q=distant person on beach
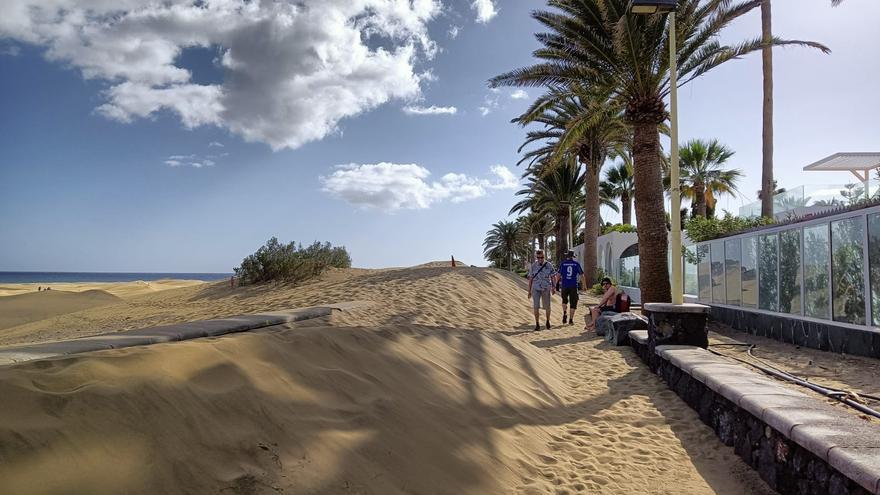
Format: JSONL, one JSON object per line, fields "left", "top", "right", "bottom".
{"left": 527, "top": 250, "right": 557, "bottom": 331}
{"left": 585, "top": 278, "right": 616, "bottom": 332}
{"left": 558, "top": 250, "right": 585, "bottom": 326}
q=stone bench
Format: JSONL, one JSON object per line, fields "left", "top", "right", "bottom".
{"left": 596, "top": 312, "right": 648, "bottom": 346}
{"left": 649, "top": 344, "right": 880, "bottom": 494}
{"left": 0, "top": 303, "right": 368, "bottom": 367}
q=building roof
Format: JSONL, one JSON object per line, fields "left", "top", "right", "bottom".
{"left": 803, "top": 152, "right": 880, "bottom": 172}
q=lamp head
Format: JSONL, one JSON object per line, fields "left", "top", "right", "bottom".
{"left": 630, "top": 0, "right": 677, "bottom": 14}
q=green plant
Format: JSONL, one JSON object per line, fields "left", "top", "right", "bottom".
{"left": 684, "top": 213, "right": 774, "bottom": 243}
{"left": 590, "top": 274, "right": 617, "bottom": 296}
{"left": 601, "top": 223, "right": 636, "bottom": 235}
{"left": 234, "top": 237, "right": 351, "bottom": 285}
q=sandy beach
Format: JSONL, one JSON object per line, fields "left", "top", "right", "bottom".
{"left": 0, "top": 265, "right": 775, "bottom": 494}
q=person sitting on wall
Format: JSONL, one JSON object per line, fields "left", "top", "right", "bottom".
{"left": 585, "top": 277, "right": 617, "bottom": 332}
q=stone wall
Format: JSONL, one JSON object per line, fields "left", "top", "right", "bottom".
{"left": 629, "top": 335, "right": 874, "bottom": 495}
{"left": 708, "top": 305, "right": 880, "bottom": 359}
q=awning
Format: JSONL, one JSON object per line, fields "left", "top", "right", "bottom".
{"left": 803, "top": 152, "right": 880, "bottom": 182}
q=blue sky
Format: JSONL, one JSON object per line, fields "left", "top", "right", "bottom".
{"left": 0, "top": 0, "right": 878, "bottom": 272}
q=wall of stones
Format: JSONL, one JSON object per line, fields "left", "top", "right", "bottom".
{"left": 709, "top": 305, "right": 880, "bottom": 359}
{"left": 630, "top": 338, "right": 871, "bottom": 495}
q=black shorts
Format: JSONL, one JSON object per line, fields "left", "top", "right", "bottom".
{"left": 598, "top": 305, "right": 615, "bottom": 313}
{"left": 561, "top": 287, "right": 579, "bottom": 308}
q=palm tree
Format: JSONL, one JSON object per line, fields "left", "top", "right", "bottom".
{"left": 760, "top": 1, "right": 831, "bottom": 217}
{"left": 673, "top": 139, "right": 742, "bottom": 218}
{"left": 602, "top": 158, "right": 635, "bottom": 224}
{"left": 483, "top": 220, "right": 527, "bottom": 271}
{"left": 511, "top": 158, "right": 585, "bottom": 263}
{"left": 492, "top": 0, "right": 800, "bottom": 303}
{"left": 513, "top": 86, "right": 629, "bottom": 281}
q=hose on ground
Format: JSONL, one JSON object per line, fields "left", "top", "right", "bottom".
{"left": 706, "top": 343, "right": 880, "bottom": 420}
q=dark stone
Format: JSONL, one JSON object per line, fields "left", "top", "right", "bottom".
{"left": 829, "top": 473, "right": 849, "bottom": 495}
{"left": 604, "top": 312, "right": 647, "bottom": 346}
{"left": 758, "top": 435, "right": 778, "bottom": 489}
{"left": 594, "top": 311, "right": 617, "bottom": 337}
{"left": 646, "top": 306, "right": 709, "bottom": 350}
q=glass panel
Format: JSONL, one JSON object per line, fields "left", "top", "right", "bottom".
{"left": 684, "top": 245, "right": 698, "bottom": 296}
{"left": 804, "top": 224, "right": 830, "bottom": 319}
{"left": 725, "top": 239, "right": 742, "bottom": 306}
{"left": 618, "top": 258, "right": 630, "bottom": 287}
{"left": 870, "top": 214, "right": 880, "bottom": 325}
{"left": 758, "top": 234, "right": 779, "bottom": 311}
{"left": 779, "top": 229, "right": 802, "bottom": 314}
{"left": 831, "top": 217, "right": 866, "bottom": 325}
{"left": 632, "top": 254, "right": 640, "bottom": 288}
{"left": 697, "top": 244, "right": 711, "bottom": 302}
{"left": 711, "top": 240, "right": 725, "bottom": 303}
{"left": 741, "top": 237, "right": 757, "bottom": 307}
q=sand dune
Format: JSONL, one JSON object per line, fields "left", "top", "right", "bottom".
{"left": 0, "top": 279, "right": 206, "bottom": 298}
{"left": 0, "top": 265, "right": 774, "bottom": 494}
{"left": 0, "top": 289, "right": 122, "bottom": 331}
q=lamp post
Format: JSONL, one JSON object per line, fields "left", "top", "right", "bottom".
{"left": 630, "top": 0, "right": 683, "bottom": 305}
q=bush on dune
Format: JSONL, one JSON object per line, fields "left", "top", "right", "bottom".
{"left": 234, "top": 237, "right": 351, "bottom": 285}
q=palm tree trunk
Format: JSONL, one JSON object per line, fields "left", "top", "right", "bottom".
{"left": 508, "top": 252, "right": 512, "bottom": 271}
{"left": 556, "top": 204, "right": 570, "bottom": 264}
{"left": 760, "top": 0, "right": 774, "bottom": 218}
{"left": 694, "top": 181, "right": 707, "bottom": 217}
{"left": 622, "top": 193, "right": 632, "bottom": 224}
{"left": 583, "top": 159, "right": 601, "bottom": 283}
{"left": 538, "top": 232, "right": 545, "bottom": 253}
{"left": 632, "top": 122, "right": 671, "bottom": 304}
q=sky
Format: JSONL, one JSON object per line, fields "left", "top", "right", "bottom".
{"left": 0, "top": 0, "right": 878, "bottom": 272}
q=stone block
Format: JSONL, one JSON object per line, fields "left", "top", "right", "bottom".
{"left": 645, "top": 303, "right": 710, "bottom": 349}
{"left": 604, "top": 312, "right": 648, "bottom": 346}
{"left": 698, "top": 364, "right": 766, "bottom": 392}
{"left": 718, "top": 381, "right": 799, "bottom": 406}
{"left": 791, "top": 421, "right": 880, "bottom": 463}
{"left": 628, "top": 330, "right": 649, "bottom": 344}
{"left": 827, "top": 447, "right": 880, "bottom": 494}
{"left": 594, "top": 312, "right": 616, "bottom": 337}
{"left": 736, "top": 393, "right": 813, "bottom": 422}
{"left": 762, "top": 406, "right": 844, "bottom": 438}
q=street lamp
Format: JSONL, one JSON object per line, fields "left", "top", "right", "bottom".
{"left": 630, "top": 0, "right": 677, "bottom": 14}
{"left": 630, "top": 0, "right": 683, "bottom": 305}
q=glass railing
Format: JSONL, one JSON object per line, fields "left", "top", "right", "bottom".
{"left": 739, "top": 183, "right": 872, "bottom": 218}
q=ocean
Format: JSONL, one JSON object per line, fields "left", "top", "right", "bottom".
{"left": 0, "top": 272, "right": 232, "bottom": 284}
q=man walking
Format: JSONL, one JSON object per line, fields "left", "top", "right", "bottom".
{"left": 558, "top": 250, "right": 586, "bottom": 325}
{"left": 527, "top": 250, "right": 557, "bottom": 331}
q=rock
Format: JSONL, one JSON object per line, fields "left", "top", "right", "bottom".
{"left": 594, "top": 311, "right": 617, "bottom": 336}
{"left": 604, "top": 312, "right": 648, "bottom": 346}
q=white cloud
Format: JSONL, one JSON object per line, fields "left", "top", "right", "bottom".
{"left": 510, "top": 89, "right": 528, "bottom": 100}
{"left": 0, "top": 45, "right": 21, "bottom": 56}
{"left": 402, "top": 105, "right": 458, "bottom": 116}
{"left": 208, "top": 141, "right": 224, "bottom": 148}
{"left": 321, "top": 163, "right": 518, "bottom": 211}
{"left": 448, "top": 25, "right": 461, "bottom": 39}
{"left": 164, "top": 154, "right": 216, "bottom": 169}
{"left": 472, "top": 0, "right": 498, "bottom": 23}
{"left": 2, "top": 1, "right": 442, "bottom": 150}
{"left": 478, "top": 91, "right": 501, "bottom": 116}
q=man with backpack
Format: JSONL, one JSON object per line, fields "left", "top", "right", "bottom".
{"left": 585, "top": 277, "right": 622, "bottom": 332}
{"left": 527, "top": 250, "right": 557, "bottom": 331}
{"left": 558, "top": 250, "right": 586, "bottom": 326}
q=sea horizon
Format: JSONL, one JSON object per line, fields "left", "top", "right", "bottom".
{"left": 0, "top": 271, "right": 232, "bottom": 284}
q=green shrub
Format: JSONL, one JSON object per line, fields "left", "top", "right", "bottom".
{"left": 684, "top": 213, "right": 774, "bottom": 242}
{"left": 601, "top": 223, "right": 637, "bottom": 235}
{"left": 589, "top": 275, "right": 617, "bottom": 296}
{"left": 234, "top": 237, "right": 351, "bottom": 285}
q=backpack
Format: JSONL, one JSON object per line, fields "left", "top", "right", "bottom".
{"left": 614, "top": 292, "right": 631, "bottom": 313}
